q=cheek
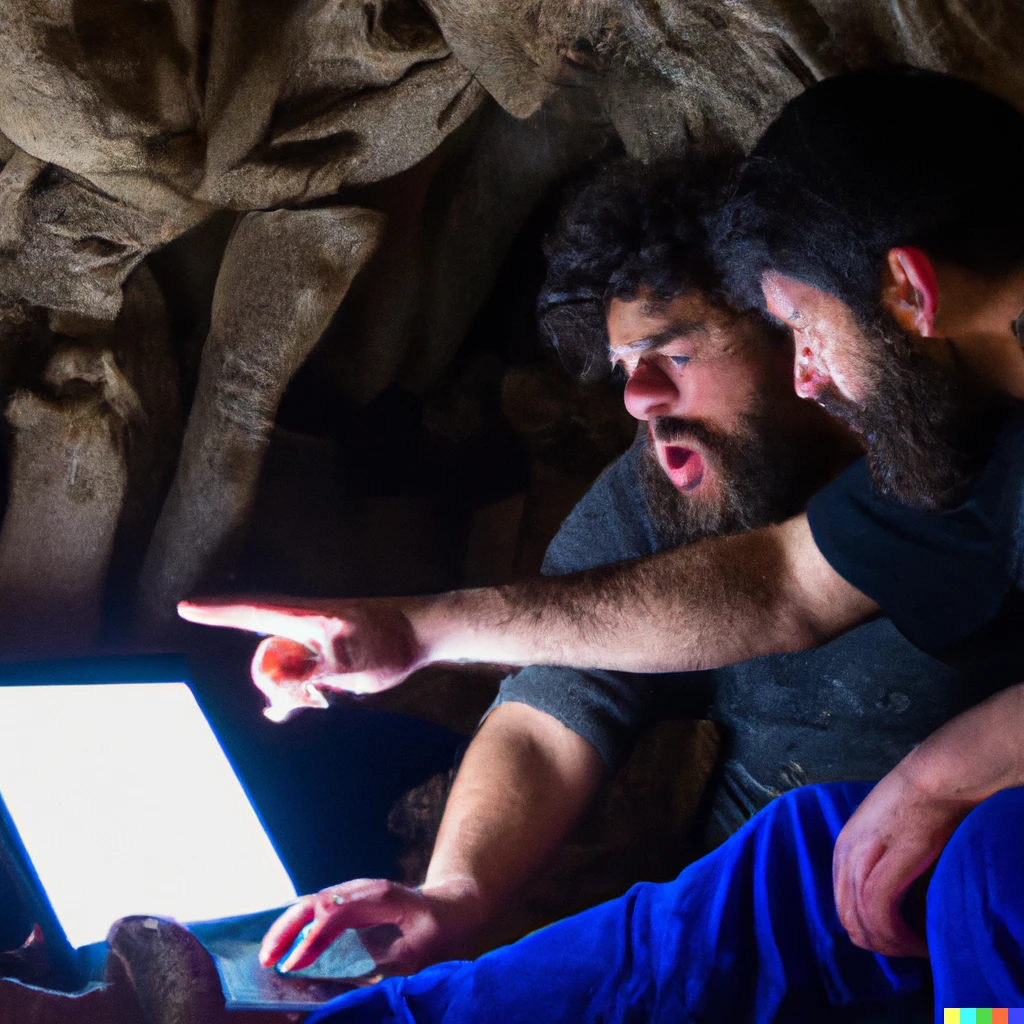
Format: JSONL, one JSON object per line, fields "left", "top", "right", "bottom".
{"left": 691, "top": 362, "right": 757, "bottom": 420}
{"left": 819, "top": 335, "right": 875, "bottom": 403}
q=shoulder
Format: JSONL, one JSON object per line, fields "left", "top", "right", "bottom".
{"left": 542, "top": 442, "right": 659, "bottom": 575}
{"left": 805, "top": 407, "right": 1024, "bottom": 651}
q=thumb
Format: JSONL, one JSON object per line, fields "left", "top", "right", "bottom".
{"left": 251, "top": 637, "right": 330, "bottom": 722}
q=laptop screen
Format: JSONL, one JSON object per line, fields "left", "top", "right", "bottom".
{"left": 0, "top": 682, "right": 298, "bottom": 948}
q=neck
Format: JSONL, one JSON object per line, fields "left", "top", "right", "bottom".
{"left": 787, "top": 397, "right": 865, "bottom": 489}
{"left": 932, "top": 261, "right": 1024, "bottom": 398}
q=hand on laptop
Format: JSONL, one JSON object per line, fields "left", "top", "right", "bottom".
{"left": 260, "top": 877, "right": 486, "bottom": 976}
{"left": 178, "top": 596, "right": 428, "bottom": 720}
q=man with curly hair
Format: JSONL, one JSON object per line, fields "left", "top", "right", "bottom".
{"left": 186, "top": 70, "right": 1024, "bottom": 1017}
{"left": 233, "top": 163, "right": 1008, "bottom": 1007}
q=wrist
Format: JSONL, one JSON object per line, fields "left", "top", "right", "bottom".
{"left": 898, "top": 734, "right": 1009, "bottom": 812}
{"left": 416, "top": 875, "right": 493, "bottom": 936}
{"left": 895, "top": 747, "right": 961, "bottom": 805}
{"left": 406, "top": 589, "right": 503, "bottom": 667}
{"left": 897, "top": 683, "right": 1024, "bottom": 808}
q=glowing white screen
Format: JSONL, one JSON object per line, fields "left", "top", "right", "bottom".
{"left": 0, "top": 682, "right": 297, "bottom": 948}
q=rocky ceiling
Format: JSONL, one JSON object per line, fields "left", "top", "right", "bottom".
{"left": 0, "top": 0, "right": 1022, "bottom": 662}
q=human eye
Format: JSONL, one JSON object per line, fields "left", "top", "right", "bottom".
{"left": 669, "top": 355, "right": 691, "bottom": 367}
{"left": 611, "top": 361, "right": 628, "bottom": 382}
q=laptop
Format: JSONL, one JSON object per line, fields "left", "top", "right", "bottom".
{"left": 0, "top": 658, "right": 372, "bottom": 1010}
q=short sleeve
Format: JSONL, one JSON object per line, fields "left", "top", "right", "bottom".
{"left": 488, "top": 666, "right": 655, "bottom": 773}
{"left": 805, "top": 413, "right": 1024, "bottom": 651}
{"left": 477, "top": 444, "right": 661, "bottom": 771}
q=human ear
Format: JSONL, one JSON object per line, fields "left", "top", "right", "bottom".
{"left": 881, "top": 247, "right": 938, "bottom": 337}
{"left": 792, "top": 340, "right": 831, "bottom": 400}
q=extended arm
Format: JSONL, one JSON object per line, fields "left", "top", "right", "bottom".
{"left": 179, "top": 514, "right": 879, "bottom": 714}
{"left": 259, "top": 701, "right": 604, "bottom": 974}
{"left": 833, "top": 681, "right": 1024, "bottom": 957}
{"left": 440, "top": 515, "right": 874, "bottom": 672}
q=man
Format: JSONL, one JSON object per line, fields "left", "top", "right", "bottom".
{"left": 257, "top": 162, "right": 897, "bottom": 975}
{"left": 182, "top": 68, "right": 1024, "bottom": 986}
{"left": 190, "top": 136, "right": 1015, "bottom": 983}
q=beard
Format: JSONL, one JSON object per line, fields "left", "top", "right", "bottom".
{"left": 813, "top": 311, "right": 1006, "bottom": 511}
{"left": 637, "top": 403, "right": 819, "bottom": 549}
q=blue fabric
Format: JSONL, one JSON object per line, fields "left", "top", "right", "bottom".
{"left": 308, "top": 783, "right": 930, "bottom": 1024}
{"left": 309, "top": 783, "right": 1024, "bottom": 1023}
{"left": 927, "top": 786, "right": 1024, "bottom": 1010}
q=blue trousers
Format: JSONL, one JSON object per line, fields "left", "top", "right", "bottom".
{"left": 309, "top": 782, "right": 1024, "bottom": 1023}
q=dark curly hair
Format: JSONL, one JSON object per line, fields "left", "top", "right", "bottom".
{"left": 538, "top": 157, "right": 742, "bottom": 381}
{"left": 714, "top": 67, "right": 1024, "bottom": 325}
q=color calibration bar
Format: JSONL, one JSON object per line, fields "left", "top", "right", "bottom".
{"left": 945, "top": 1011, "right": 1024, "bottom": 1023}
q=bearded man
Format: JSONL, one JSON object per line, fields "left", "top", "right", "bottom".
{"left": 184, "top": 69, "right": 1024, "bottom": 1015}
{"left": 173, "top": 69, "right": 1024, "bottom": 1022}
{"left": 193, "top": 158, "right": 1009, "bottom": 1002}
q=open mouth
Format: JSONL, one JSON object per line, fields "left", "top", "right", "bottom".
{"left": 662, "top": 444, "right": 706, "bottom": 491}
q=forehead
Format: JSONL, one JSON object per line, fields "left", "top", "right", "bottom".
{"left": 761, "top": 272, "right": 852, "bottom": 325}
{"left": 606, "top": 290, "right": 747, "bottom": 355}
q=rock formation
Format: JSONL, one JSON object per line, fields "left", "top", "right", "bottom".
{"left": 1, "top": 0, "right": 1022, "bottom": 651}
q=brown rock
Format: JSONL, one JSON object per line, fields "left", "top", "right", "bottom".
{"left": 136, "top": 206, "right": 384, "bottom": 634}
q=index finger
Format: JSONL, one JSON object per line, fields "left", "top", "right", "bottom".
{"left": 260, "top": 899, "right": 316, "bottom": 967}
{"left": 178, "top": 598, "right": 328, "bottom": 644}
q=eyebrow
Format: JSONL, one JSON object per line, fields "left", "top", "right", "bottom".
{"left": 608, "top": 320, "right": 709, "bottom": 356}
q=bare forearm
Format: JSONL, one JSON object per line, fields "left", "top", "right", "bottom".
{"left": 422, "top": 702, "right": 604, "bottom": 919}
{"left": 256, "top": 703, "right": 607, "bottom": 976}
{"left": 898, "top": 682, "right": 1024, "bottom": 805}
{"left": 415, "top": 518, "right": 875, "bottom": 675}
{"left": 177, "top": 516, "right": 878, "bottom": 709}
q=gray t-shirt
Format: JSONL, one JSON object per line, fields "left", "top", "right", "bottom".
{"left": 489, "top": 441, "right": 1013, "bottom": 835}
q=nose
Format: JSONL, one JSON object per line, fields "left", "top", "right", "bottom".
{"left": 623, "top": 358, "right": 683, "bottom": 421}
{"left": 793, "top": 344, "right": 829, "bottom": 401}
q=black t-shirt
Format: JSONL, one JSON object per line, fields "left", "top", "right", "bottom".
{"left": 806, "top": 409, "right": 1024, "bottom": 662}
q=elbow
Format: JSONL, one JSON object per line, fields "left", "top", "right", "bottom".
{"left": 751, "top": 596, "right": 841, "bottom": 660}
{"left": 775, "top": 593, "right": 855, "bottom": 654}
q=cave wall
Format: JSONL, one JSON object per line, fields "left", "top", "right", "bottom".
{"left": 1, "top": 0, "right": 1023, "bottom": 946}
{"left": 1, "top": 0, "right": 1023, "bottom": 659}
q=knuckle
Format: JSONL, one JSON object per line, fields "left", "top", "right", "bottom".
{"left": 314, "top": 892, "right": 340, "bottom": 915}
